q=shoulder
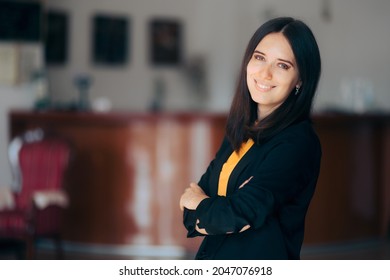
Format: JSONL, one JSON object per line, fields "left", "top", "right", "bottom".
{"left": 276, "top": 120, "right": 319, "bottom": 145}
{"left": 262, "top": 119, "right": 321, "bottom": 159}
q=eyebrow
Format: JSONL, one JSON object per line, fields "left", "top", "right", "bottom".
{"left": 254, "top": 50, "right": 295, "bottom": 67}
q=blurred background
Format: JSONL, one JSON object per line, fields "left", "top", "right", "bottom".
{"left": 0, "top": 0, "right": 389, "bottom": 259}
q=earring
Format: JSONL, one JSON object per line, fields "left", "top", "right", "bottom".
{"left": 295, "top": 86, "right": 300, "bottom": 96}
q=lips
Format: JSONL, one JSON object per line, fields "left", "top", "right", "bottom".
{"left": 254, "top": 79, "right": 275, "bottom": 92}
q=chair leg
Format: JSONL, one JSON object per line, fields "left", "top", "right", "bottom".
{"left": 25, "top": 237, "right": 35, "bottom": 259}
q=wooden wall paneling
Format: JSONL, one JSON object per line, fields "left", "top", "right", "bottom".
{"left": 58, "top": 123, "right": 137, "bottom": 244}
{"left": 127, "top": 120, "right": 157, "bottom": 246}
{"left": 380, "top": 120, "right": 390, "bottom": 237}
{"left": 305, "top": 117, "right": 382, "bottom": 244}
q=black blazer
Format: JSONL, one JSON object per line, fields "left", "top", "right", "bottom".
{"left": 183, "top": 119, "right": 321, "bottom": 259}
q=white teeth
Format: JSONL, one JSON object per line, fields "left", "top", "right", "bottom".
{"left": 255, "top": 81, "right": 272, "bottom": 90}
{"left": 258, "top": 84, "right": 271, "bottom": 90}
{"left": 254, "top": 79, "right": 273, "bottom": 91}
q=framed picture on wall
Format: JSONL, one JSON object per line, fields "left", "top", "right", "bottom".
{"left": 0, "top": 1, "right": 42, "bottom": 42}
{"left": 149, "top": 19, "right": 182, "bottom": 66}
{"left": 44, "top": 11, "right": 68, "bottom": 65}
{"left": 92, "top": 14, "right": 129, "bottom": 65}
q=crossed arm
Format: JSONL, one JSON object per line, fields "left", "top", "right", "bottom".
{"left": 179, "top": 178, "right": 253, "bottom": 235}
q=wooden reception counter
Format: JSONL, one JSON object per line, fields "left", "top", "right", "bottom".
{"left": 8, "top": 110, "right": 390, "bottom": 255}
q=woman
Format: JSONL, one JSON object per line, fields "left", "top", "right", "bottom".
{"left": 180, "top": 17, "right": 321, "bottom": 259}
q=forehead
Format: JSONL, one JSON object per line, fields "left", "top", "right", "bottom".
{"left": 255, "top": 32, "right": 295, "bottom": 60}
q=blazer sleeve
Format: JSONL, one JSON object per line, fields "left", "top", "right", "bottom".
{"left": 194, "top": 130, "right": 321, "bottom": 235}
{"left": 183, "top": 137, "right": 230, "bottom": 237}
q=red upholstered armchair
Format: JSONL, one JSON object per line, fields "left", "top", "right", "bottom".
{"left": 0, "top": 129, "right": 71, "bottom": 259}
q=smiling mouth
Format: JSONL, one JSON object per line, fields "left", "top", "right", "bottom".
{"left": 254, "top": 79, "right": 275, "bottom": 92}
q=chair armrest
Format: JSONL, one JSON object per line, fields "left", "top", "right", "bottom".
{"left": 32, "top": 190, "right": 69, "bottom": 210}
{"left": 0, "top": 188, "right": 15, "bottom": 211}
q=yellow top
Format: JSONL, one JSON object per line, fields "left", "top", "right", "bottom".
{"left": 217, "top": 139, "right": 255, "bottom": 196}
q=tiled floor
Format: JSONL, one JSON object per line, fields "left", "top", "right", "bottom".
{"left": 2, "top": 238, "right": 390, "bottom": 260}
{"left": 301, "top": 238, "right": 390, "bottom": 260}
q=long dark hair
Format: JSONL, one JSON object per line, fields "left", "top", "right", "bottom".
{"left": 226, "top": 17, "right": 321, "bottom": 151}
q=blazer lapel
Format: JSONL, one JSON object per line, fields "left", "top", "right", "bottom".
{"left": 226, "top": 144, "right": 260, "bottom": 195}
{"left": 209, "top": 144, "right": 233, "bottom": 196}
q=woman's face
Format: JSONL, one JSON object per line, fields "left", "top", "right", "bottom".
{"left": 246, "top": 32, "right": 301, "bottom": 120}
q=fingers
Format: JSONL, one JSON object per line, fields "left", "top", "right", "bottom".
{"left": 179, "top": 185, "right": 196, "bottom": 211}
{"left": 180, "top": 186, "right": 192, "bottom": 211}
{"left": 239, "top": 176, "right": 253, "bottom": 189}
{"left": 180, "top": 183, "right": 206, "bottom": 211}
{"left": 195, "top": 219, "right": 209, "bottom": 235}
{"left": 239, "top": 224, "right": 251, "bottom": 232}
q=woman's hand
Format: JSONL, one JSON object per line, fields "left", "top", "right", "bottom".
{"left": 180, "top": 177, "right": 253, "bottom": 234}
{"left": 179, "top": 182, "right": 209, "bottom": 211}
{"left": 239, "top": 176, "right": 253, "bottom": 189}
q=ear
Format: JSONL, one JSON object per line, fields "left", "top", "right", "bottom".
{"left": 296, "top": 80, "right": 302, "bottom": 88}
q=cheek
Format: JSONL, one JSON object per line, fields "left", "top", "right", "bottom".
{"left": 277, "top": 72, "right": 299, "bottom": 87}
{"left": 246, "top": 66, "right": 251, "bottom": 80}
{"left": 246, "top": 62, "right": 257, "bottom": 76}
{"left": 246, "top": 66, "right": 253, "bottom": 85}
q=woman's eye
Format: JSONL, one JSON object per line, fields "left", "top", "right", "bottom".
{"left": 254, "top": 54, "right": 265, "bottom": 61}
{"left": 278, "top": 63, "right": 290, "bottom": 70}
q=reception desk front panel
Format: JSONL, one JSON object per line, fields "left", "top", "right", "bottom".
{"left": 8, "top": 110, "right": 390, "bottom": 255}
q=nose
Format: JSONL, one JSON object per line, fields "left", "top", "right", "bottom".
{"left": 259, "top": 64, "right": 272, "bottom": 80}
